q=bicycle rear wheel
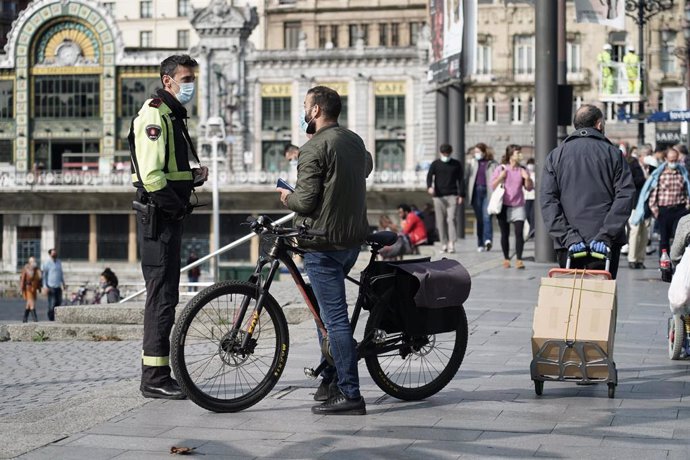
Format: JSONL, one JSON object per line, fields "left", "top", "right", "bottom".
{"left": 363, "top": 304, "right": 468, "bottom": 400}
{"left": 171, "top": 281, "right": 289, "bottom": 412}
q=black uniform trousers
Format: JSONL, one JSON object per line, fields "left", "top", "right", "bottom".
{"left": 138, "top": 214, "right": 183, "bottom": 386}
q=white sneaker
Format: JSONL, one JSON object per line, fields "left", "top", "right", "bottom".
{"left": 484, "top": 240, "right": 492, "bottom": 251}
{"left": 441, "top": 245, "right": 447, "bottom": 253}
{"left": 448, "top": 244, "right": 455, "bottom": 254}
{"left": 646, "top": 245, "right": 655, "bottom": 255}
{"left": 477, "top": 247, "right": 485, "bottom": 252}
{"left": 621, "top": 244, "right": 629, "bottom": 255}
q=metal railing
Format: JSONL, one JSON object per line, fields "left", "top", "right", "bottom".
{"left": 119, "top": 212, "right": 296, "bottom": 303}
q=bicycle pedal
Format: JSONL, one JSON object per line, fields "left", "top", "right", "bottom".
{"left": 303, "top": 367, "right": 318, "bottom": 379}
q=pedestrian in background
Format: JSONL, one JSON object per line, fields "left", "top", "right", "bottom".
{"left": 278, "top": 85, "right": 371, "bottom": 415}
{"left": 379, "top": 204, "right": 428, "bottom": 260}
{"left": 19, "top": 256, "right": 41, "bottom": 323}
{"left": 633, "top": 146, "right": 690, "bottom": 257}
{"left": 524, "top": 157, "right": 536, "bottom": 240}
{"left": 541, "top": 104, "right": 635, "bottom": 279}
{"left": 491, "top": 144, "right": 533, "bottom": 269}
{"left": 41, "top": 248, "right": 64, "bottom": 321}
{"left": 186, "top": 252, "right": 201, "bottom": 292}
{"left": 466, "top": 142, "right": 497, "bottom": 252}
{"left": 129, "top": 54, "right": 208, "bottom": 400}
{"left": 625, "top": 144, "right": 649, "bottom": 269}
{"left": 97, "top": 268, "right": 121, "bottom": 304}
{"left": 284, "top": 143, "right": 299, "bottom": 184}
{"left": 426, "top": 143, "right": 464, "bottom": 253}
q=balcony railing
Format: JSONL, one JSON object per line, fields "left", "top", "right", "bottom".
{"left": 0, "top": 168, "right": 430, "bottom": 188}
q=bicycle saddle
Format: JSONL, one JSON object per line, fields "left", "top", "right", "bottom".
{"left": 366, "top": 231, "right": 397, "bottom": 247}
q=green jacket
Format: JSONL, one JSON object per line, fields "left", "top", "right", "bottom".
{"left": 286, "top": 124, "right": 373, "bottom": 251}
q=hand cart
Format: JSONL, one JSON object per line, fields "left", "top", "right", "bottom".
{"left": 530, "top": 250, "right": 618, "bottom": 398}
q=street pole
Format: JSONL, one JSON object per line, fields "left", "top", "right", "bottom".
{"left": 557, "top": 0, "right": 568, "bottom": 143}
{"left": 638, "top": 6, "right": 645, "bottom": 147}
{"left": 211, "top": 137, "right": 220, "bottom": 282}
{"left": 535, "top": 0, "right": 558, "bottom": 263}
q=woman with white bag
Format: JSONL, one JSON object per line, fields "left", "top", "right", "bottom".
{"left": 490, "top": 144, "right": 533, "bottom": 269}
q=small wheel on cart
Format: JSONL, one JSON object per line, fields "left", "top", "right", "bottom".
{"left": 534, "top": 380, "right": 543, "bottom": 396}
{"left": 669, "top": 315, "right": 685, "bottom": 360}
{"left": 607, "top": 382, "right": 615, "bottom": 399}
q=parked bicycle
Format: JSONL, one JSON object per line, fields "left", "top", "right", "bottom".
{"left": 171, "top": 215, "right": 469, "bottom": 413}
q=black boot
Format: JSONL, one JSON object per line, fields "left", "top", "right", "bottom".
{"left": 22, "top": 309, "right": 29, "bottom": 323}
{"left": 30, "top": 310, "right": 38, "bottom": 322}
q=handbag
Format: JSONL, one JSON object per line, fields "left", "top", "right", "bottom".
{"left": 487, "top": 183, "right": 505, "bottom": 215}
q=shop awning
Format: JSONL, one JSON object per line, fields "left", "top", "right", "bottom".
{"left": 647, "top": 110, "right": 690, "bottom": 123}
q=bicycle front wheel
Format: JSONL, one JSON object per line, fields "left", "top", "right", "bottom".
{"left": 171, "top": 281, "right": 289, "bottom": 412}
{"left": 364, "top": 304, "right": 468, "bottom": 400}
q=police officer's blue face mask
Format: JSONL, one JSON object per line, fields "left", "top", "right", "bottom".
{"left": 172, "top": 78, "right": 196, "bottom": 105}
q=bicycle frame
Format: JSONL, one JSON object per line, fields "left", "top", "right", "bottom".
{"left": 230, "top": 233, "right": 379, "bottom": 375}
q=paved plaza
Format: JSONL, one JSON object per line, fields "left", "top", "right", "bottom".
{"left": 1, "top": 238, "right": 689, "bottom": 459}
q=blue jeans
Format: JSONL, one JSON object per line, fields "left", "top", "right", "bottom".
{"left": 47, "top": 287, "right": 62, "bottom": 321}
{"left": 304, "top": 248, "right": 360, "bottom": 399}
{"left": 471, "top": 184, "right": 493, "bottom": 247}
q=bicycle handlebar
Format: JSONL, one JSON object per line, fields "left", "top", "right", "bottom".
{"left": 246, "top": 215, "right": 326, "bottom": 239}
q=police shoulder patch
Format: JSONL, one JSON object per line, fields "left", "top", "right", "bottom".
{"left": 148, "top": 98, "right": 163, "bottom": 108}
{"left": 146, "top": 124, "right": 162, "bottom": 141}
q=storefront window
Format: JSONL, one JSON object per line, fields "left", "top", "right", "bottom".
{"left": 34, "top": 75, "right": 100, "bottom": 118}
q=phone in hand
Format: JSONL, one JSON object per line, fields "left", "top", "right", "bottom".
{"left": 276, "top": 178, "right": 294, "bottom": 192}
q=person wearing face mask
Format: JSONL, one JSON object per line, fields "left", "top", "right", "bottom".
{"left": 96, "top": 268, "right": 121, "bottom": 304}
{"left": 633, "top": 147, "right": 690, "bottom": 257}
{"left": 128, "top": 54, "right": 208, "bottom": 400}
{"left": 491, "top": 145, "right": 533, "bottom": 269}
{"left": 541, "top": 104, "right": 635, "bottom": 279}
{"left": 284, "top": 143, "right": 300, "bottom": 184}
{"left": 278, "top": 86, "right": 372, "bottom": 415}
{"left": 41, "top": 248, "right": 65, "bottom": 321}
{"left": 19, "top": 256, "right": 41, "bottom": 322}
{"left": 465, "top": 143, "right": 498, "bottom": 252}
{"left": 426, "top": 144, "right": 465, "bottom": 253}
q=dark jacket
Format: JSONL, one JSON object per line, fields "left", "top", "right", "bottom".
{"left": 426, "top": 158, "right": 465, "bottom": 197}
{"left": 286, "top": 124, "right": 373, "bottom": 251}
{"left": 540, "top": 127, "right": 635, "bottom": 249}
{"left": 627, "top": 157, "right": 646, "bottom": 204}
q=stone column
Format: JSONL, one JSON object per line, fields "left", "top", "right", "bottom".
{"left": 89, "top": 214, "right": 97, "bottom": 263}
{"left": 128, "top": 214, "right": 137, "bottom": 263}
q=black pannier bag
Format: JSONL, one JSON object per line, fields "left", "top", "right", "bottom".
{"left": 363, "top": 258, "right": 471, "bottom": 335}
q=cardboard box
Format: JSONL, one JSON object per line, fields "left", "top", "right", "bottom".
{"left": 531, "top": 276, "right": 617, "bottom": 380}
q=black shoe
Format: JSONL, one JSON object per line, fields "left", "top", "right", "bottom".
{"left": 313, "top": 380, "right": 338, "bottom": 402}
{"left": 311, "top": 390, "right": 366, "bottom": 415}
{"left": 484, "top": 240, "right": 492, "bottom": 252}
{"left": 636, "top": 262, "right": 646, "bottom": 269}
{"left": 140, "top": 379, "right": 187, "bottom": 400}
{"left": 628, "top": 262, "right": 637, "bottom": 269}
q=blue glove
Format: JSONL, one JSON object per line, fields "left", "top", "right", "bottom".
{"left": 590, "top": 240, "right": 609, "bottom": 254}
{"left": 568, "top": 242, "right": 586, "bottom": 253}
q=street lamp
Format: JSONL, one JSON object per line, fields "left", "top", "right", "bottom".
{"left": 205, "top": 116, "right": 225, "bottom": 281}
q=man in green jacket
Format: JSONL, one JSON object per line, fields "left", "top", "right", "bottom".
{"left": 278, "top": 86, "right": 372, "bottom": 415}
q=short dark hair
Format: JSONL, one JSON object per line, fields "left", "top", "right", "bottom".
{"left": 439, "top": 144, "right": 452, "bottom": 154}
{"left": 306, "top": 86, "right": 342, "bottom": 120}
{"left": 160, "top": 54, "right": 198, "bottom": 83}
{"left": 283, "top": 144, "right": 299, "bottom": 156}
{"left": 398, "top": 204, "right": 411, "bottom": 213}
{"left": 573, "top": 104, "right": 603, "bottom": 130}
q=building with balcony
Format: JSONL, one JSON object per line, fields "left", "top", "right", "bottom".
{"left": 466, "top": 1, "right": 687, "bottom": 152}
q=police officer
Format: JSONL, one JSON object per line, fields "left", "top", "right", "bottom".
{"left": 129, "top": 54, "right": 208, "bottom": 399}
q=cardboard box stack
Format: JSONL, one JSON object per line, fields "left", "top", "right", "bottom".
{"left": 531, "top": 274, "right": 617, "bottom": 379}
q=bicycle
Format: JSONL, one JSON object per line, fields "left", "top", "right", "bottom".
{"left": 170, "top": 215, "right": 469, "bottom": 413}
